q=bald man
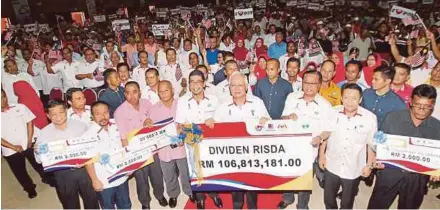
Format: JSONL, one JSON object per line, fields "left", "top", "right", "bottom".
{"left": 144, "top": 80, "right": 194, "bottom": 208}
{"left": 253, "top": 59, "right": 293, "bottom": 119}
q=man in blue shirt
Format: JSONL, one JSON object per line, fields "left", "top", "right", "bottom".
{"left": 253, "top": 59, "right": 293, "bottom": 119}
{"left": 206, "top": 37, "right": 220, "bottom": 65}
{"left": 99, "top": 69, "right": 125, "bottom": 118}
{"left": 268, "top": 32, "right": 287, "bottom": 59}
{"left": 361, "top": 65, "right": 407, "bottom": 128}
{"left": 213, "top": 51, "right": 234, "bottom": 85}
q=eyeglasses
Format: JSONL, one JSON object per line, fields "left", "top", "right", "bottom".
{"left": 303, "top": 81, "right": 320, "bottom": 86}
{"left": 411, "top": 104, "right": 434, "bottom": 111}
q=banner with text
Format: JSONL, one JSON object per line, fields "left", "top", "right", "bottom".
{"left": 39, "top": 136, "right": 100, "bottom": 172}
{"left": 104, "top": 117, "right": 177, "bottom": 182}
{"left": 152, "top": 24, "right": 170, "bottom": 36}
{"left": 376, "top": 134, "right": 440, "bottom": 176}
{"left": 187, "top": 120, "right": 314, "bottom": 191}
{"left": 112, "top": 19, "right": 130, "bottom": 31}
{"left": 234, "top": 8, "right": 254, "bottom": 20}
{"left": 390, "top": 5, "right": 416, "bottom": 19}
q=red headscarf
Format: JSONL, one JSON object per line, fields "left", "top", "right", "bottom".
{"left": 332, "top": 52, "right": 346, "bottom": 84}
{"left": 13, "top": 81, "right": 48, "bottom": 130}
{"left": 233, "top": 38, "right": 249, "bottom": 61}
{"left": 254, "top": 38, "right": 268, "bottom": 57}
{"left": 254, "top": 54, "right": 269, "bottom": 81}
{"left": 363, "top": 53, "right": 382, "bottom": 86}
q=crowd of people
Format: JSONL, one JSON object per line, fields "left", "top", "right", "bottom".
{"left": 2, "top": 1, "right": 440, "bottom": 209}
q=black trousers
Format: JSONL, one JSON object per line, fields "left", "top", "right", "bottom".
{"left": 4, "top": 148, "right": 47, "bottom": 192}
{"left": 53, "top": 168, "right": 99, "bottom": 209}
{"left": 134, "top": 153, "right": 165, "bottom": 206}
{"left": 196, "top": 192, "right": 218, "bottom": 201}
{"left": 323, "top": 170, "right": 360, "bottom": 209}
{"left": 367, "top": 168, "right": 429, "bottom": 209}
{"left": 232, "top": 191, "right": 257, "bottom": 209}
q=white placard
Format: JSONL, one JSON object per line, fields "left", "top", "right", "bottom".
{"left": 390, "top": 5, "right": 416, "bottom": 19}
{"left": 93, "top": 15, "right": 106, "bottom": 23}
{"left": 152, "top": 24, "right": 170, "bottom": 36}
{"left": 111, "top": 19, "right": 130, "bottom": 31}
{"left": 234, "top": 8, "right": 254, "bottom": 20}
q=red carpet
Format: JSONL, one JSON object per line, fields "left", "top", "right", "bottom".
{"left": 184, "top": 192, "right": 283, "bottom": 209}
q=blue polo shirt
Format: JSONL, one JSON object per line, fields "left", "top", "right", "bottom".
{"left": 98, "top": 87, "right": 126, "bottom": 118}
{"left": 206, "top": 48, "right": 219, "bottom": 65}
{"left": 361, "top": 88, "right": 407, "bottom": 129}
{"left": 253, "top": 77, "right": 293, "bottom": 119}
{"left": 268, "top": 42, "right": 287, "bottom": 59}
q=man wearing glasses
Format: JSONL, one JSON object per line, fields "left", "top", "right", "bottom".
{"left": 368, "top": 84, "right": 440, "bottom": 209}
{"left": 278, "top": 70, "right": 333, "bottom": 209}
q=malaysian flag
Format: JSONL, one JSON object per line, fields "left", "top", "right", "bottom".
{"left": 298, "top": 38, "right": 306, "bottom": 57}
{"left": 409, "top": 28, "right": 419, "bottom": 39}
{"left": 402, "top": 15, "right": 422, "bottom": 26}
{"left": 308, "top": 39, "right": 322, "bottom": 57}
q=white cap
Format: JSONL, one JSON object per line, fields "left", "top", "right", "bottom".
{"left": 354, "top": 17, "right": 359, "bottom": 21}
{"left": 317, "top": 20, "right": 324, "bottom": 25}
{"left": 345, "top": 24, "right": 352, "bottom": 28}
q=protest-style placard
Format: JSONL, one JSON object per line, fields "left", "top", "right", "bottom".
{"left": 234, "top": 8, "right": 254, "bottom": 20}
{"left": 152, "top": 24, "right": 170, "bottom": 36}
{"left": 111, "top": 19, "right": 130, "bottom": 31}
{"left": 93, "top": 15, "right": 106, "bottom": 23}
{"left": 390, "top": 5, "right": 416, "bottom": 19}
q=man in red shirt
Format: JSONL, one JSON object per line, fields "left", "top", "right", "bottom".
{"left": 391, "top": 63, "right": 413, "bottom": 107}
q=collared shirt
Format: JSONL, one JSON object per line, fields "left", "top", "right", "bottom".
{"left": 176, "top": 94, "right": 219, "bottom": 124}
{"left": 98, "top": 87, "right": 125, "bottom": 118}
{"left": 264, "top": 33, "right": 276, "bottom": 47}
{"left": 337, "top": 80, "right": 369, "bottom": 91}
{"left": 288, "top": 77, "right": 303, "bottom": 93}
{"left": 253, "top": 77, "right": 293, "bottom": 119}
{"left": 40, "top": 67, "right": 62, "bottom": 95}
{"left": 67, "top": 105, "right": 92, "bottom": 124}
{"left": 36, "top": 119, "right": 88, "bottom": 144}
{"left": 320, "top": 82, "right": 342, "bottom": 107}
{"left": 2, "top": 72, "right": 39, "bottom": 104}
{"left": 84, "top": 121, "right": 127, "bottom": 189}
{"left": 132, "top": 65, "right": 155, "bottom": 90}
{"left": 52, "top": 60, "right": 82, "bottom": 92}
{"left": 381, "top": 109, "right": 440, "bottom": 140}
{"left": 409, "top": 66, "right": 431, "bottom": 87}
{"left": 156, "top": 49, "right": 168, "bottom": 68}
{"left": 282, "top": 91, "right": 333, "bottom": 136}
{"left": 392, "top": 84, "right": 413, "bottom": 107}
{"left": 18, "top": 59, "right": 45, "bottom": 90}
{"left": 114, "top": 99, "right": 153, "bottom": 139}
{"left": 361, "top": 88, "right": 407, "bottom": 129}
{"left": 159, "top": 63, "right": 189, "bottom": 98}
{"left": 279, "top": 53, "right": 298, "bottom": 78}
{"left": 121, "top": 44, "right": 137, "bottom": 67}
{"left": 141, "top": 86, "right": 160, "bottom": 105}
{"left": 213, "top": 96, "right": 270, "bottom": 123}
{"left": 215, "top": 79, "right": 253, "bottom": 103}
{"left": 1, "top": 104, "right": 35, "bottom": 157}
{"left": 77, "top": 61, "right": 103, "bottom": 88}
{"left": 219, "top": 42, "right": 235, "bottom": 52}
{"left": 149, "top": 100, "right": 186, "bottom": 162}
{"left": 268, "top": 42, "right": 287, "bottom": 59}
{"left": 324, "top": 106, "right": 377, "bottom": 179}
{"left": 178, "top": 50, "right": 197, "bottom": 67}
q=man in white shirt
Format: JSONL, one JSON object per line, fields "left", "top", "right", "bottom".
{"left": 318, "top": 83, "right": 377, "bottom": 209}
{"left": 264, "top": 24, "right": 278, "bottom": 47}
{"left": 213, "top": 71, "right": 270, "bottom": 209}
{"left": 46, "top": 48, "right": 82, "bottom": 93}
{"left": 141, "top": 68, "right": 161, "bottom": 105}
{"left": 179, "top": 39, "right": 198, "bottom": 67}
{"left": 175, "top": 69, "right": 222, "bottom": 209}
{"left": 278, "top": 70, "right": 333, "bottom": 209}
{"left": 19, "top": 49, "right": 45, "bottom": 97}
{"left": 279, "top": 42, "right": 298, "bottom": 79}
{"left": 84, "top": 101, "right": 131, "bottom": 209}
{"left": 76, "top": 48, "right": 103, "bottom": 89}
{"left": 251, "top": 25, "right": 266, "bottom": 47}
{"left": 159, "top": 48, "right": 189, "bottom": 98}
{"left": 194, "top": 65, "right": 217, "bottom": 96}
{"left": 66, "top": 88, "right": 92, "bottom": 124}
{"left": 99, "top": 41, "right": 123, "bottom": 68}
{"left": 216, "top": 60, "right": 253, "bottom": 103}
{"left": 34, "top": 100, "right": 99, "bottom": 209}
{"left": 2, "top": 59, "right": 39, "bottom": 104}
{"left": 1, "top": 90, "right": 51, "bottom": 199}
{"left": 285, "top": 58, "right": 302, "bottom": 92}
{"left": 132, "top": 51, "right": 155, "bottom": 90}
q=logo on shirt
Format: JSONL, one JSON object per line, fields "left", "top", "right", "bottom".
{"left": 251, "top": 109, "right": 255, "bottom": 116}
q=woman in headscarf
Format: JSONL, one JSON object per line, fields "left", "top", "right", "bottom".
{"left": 233, "top": 38, "right": 250, "bottom": 73}
{"left": 363, "top": 53, "right": 383, "bottom": 86}
{"left": 254, "top": 37, "right": 268, "bottom": 58}
{"left": 13, "top": 81, "right": 48, "bottom": 134}
{"left": 249, "top": 54, "right": 269, "bottom": 88}
{"left": 331, "top": 51, "right": 346, "bottom": 84}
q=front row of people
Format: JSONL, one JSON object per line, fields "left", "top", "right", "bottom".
{"left": 2, "top": 68, "right": 440, "bottom": 209}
